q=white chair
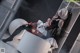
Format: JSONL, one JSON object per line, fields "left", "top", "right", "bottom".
{"left": 17, "top": 30, "right": 51, "bottom": 53}
{"left": 9, "top": 18, "right": 28, "bottom": 35}
{"left": 7, "top": 18, "right": 28, "bottom": 48}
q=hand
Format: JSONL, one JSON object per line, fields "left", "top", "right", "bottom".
{"left": 44, "top": 18, "right": 52, "bottom": 28}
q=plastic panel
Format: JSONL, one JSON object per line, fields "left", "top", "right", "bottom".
{"left": 2, "top": 0, "right": 17, "bottom": 8}
{"left": 0, "top": 6, "right": 10, "bottom": 29}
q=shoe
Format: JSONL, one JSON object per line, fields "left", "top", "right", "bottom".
{"left": 2, "top": 39, "right": 7, "bottom": 43}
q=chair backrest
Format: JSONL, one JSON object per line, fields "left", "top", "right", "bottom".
{"left": 17, "top": 30, "right": 51, "bottom": 53}
{"left": 9, "top": 18, "right": 28, "bottom": 35}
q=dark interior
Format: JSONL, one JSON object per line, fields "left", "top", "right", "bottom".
{"left": 15, "top": 0, "right": 63, "bottom": 22}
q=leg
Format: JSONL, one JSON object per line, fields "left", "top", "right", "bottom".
{"left": 2, "top": 25, "right": 27, "bottom": 43}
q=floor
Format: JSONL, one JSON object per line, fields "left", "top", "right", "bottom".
{"left": 15, "top": 0, "right": 63, "bottom": 22}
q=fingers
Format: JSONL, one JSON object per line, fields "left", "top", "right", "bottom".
{"left": 44, "top": 18, "right": 52, "bottom": 28}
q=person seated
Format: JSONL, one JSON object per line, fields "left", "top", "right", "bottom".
{"left": 2, "top": 19, "right": 58, "bottom": 51}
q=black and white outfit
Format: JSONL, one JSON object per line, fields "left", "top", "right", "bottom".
{"left": 49, "top": 8, "right": 72, "bottom": 39}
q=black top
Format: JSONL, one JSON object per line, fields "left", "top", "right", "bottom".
{"left": 51, "top": 20, "right": 59, "bottom": 29}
